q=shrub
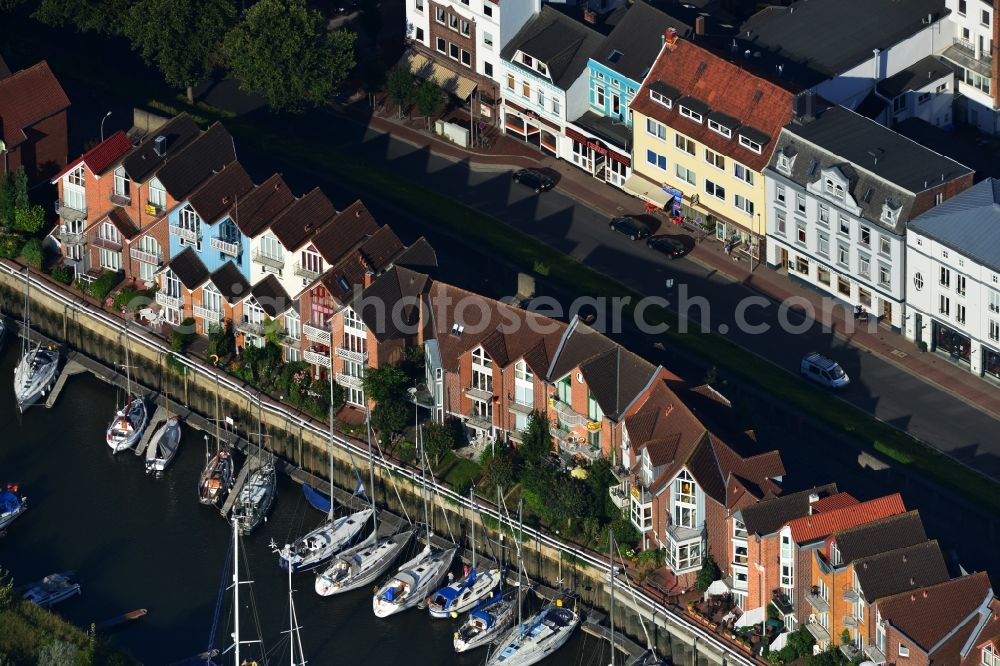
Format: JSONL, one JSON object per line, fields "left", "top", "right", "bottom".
{"left": 12, "top": 204, "right": 46, "bottom": 234}
{"left": 207, "top": 321, "right": 237, "bottom": 362}
{"left": 112, "top": 285, "right": 155, "bottom": 313}
{"left": 87, "top": 270, "right": 123, "bottom": 301}
{"left": 19, "top": 237, "right": 43, "bottom": 269}
{"left": 917, "top": 340, "right": 928, "bottom": 352}
{"left": 169, "top": 317, "right": 198, "bottom": 352}
{"left": 396, "top": 440, "right": 416, "bottom": 464}
{"left": 0, "top": 232, "right": 25, "bottom": 259}
{"left": 50, "top": 266, "right": 73, "bottom": 285}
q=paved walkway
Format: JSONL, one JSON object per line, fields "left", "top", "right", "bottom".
{"left": 357, "top": 105, "right": 1000, "bottom": 427}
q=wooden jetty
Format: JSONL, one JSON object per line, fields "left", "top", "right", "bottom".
{"left": 580, "top": 614, "right": 648, "bottom": 663}
{"left": 219, "top": 453, "right": 264, "bottom": 518}
{"left": 135, "top": 405, "right": 166, "bottom": 456}
{"left": 44, "top": 358, "right": 85, "bottom": 408}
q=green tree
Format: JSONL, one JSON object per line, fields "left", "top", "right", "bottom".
{"left": 13, "top": 204, "right": 46, "bottom": 234}
{"left": 696, "top": 549, "right": 721, "bottom": 592}
{"left": 414, "top": 77, "right": 445, "bottom": 129}
{"left": 19, "top": 237, "right": 43, "bottom": 269}
{"left": 33, "top": 0, "right": 130, "bottom": 34}
{"left": 362, "top": 363, "right": 410, "bottom": 404}
{"left": 371, "top": 399, "right": 408, "bottom": 446}
{"left": 386, "top": 65, "right": 415, "bottom": 118}
{"left": 519, "top": 410, "right": 552, "bottom": 467}
{"left": 549, "top": 475, "right": 589, "bottom": 529}
{"left": 207, "top": 321, "right": 236, "bottom": 361}
{"left": 422, "top": 420, "right": 456, "bottom": 467}
{"left": 123, "top": 0, "right": 236, "bottom": 104}
{"left": 262, "top": 316, "right": 286, "bottom": 345}
{"left": 11, "top": 166, "right": 28, "bottom": 213}
{"left": 0, "top": 171, "right": 14, "bottom": 226}
{"left": 480, "top": 446, "right": 516, "bottom": 492}
{"left": 0, "top": 567, "right": 13, "bottom": 610}
{"left": 224, "top": 0, "right": 356, "bottom": 113}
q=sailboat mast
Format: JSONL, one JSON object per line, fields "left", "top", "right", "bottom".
{"left": 214, "top": 369, "right": 221, "bottom": 452}
{"left": 470, "top": 486, "right": 476, "bottom": 571}
{"left": 517, "top": 498, "right": 524, "bottom": 628}
{"left": 367, "top": 413, "right": 377, "bottom": 526}
{"left": 327, "top": 358, "right": 335, "bottom": 523}
{"left": 609, "top": 529, "right": 615, "bottom": 666}
{"left": 123, "top": 320, "right": 132, "bottom": 401}
{"left": 21, "top": 268, "right": 29, "bottom": 357}
{"left": 232, "top": 516, "right": 241, "bottom": 666}
{"left": 420, "top": 425, "right": 430, "bottom": 545}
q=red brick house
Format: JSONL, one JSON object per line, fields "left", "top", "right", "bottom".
{"left": 0, "top": 60, "right": 70, "bottom": 183}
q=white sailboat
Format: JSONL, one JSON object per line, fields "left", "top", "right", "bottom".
{"left": 13, "top": 269, "right": 59, "bottom": 412}
{"left": 486, "top": 598, "right": 580, "bottom": 666}
{"left": 231, "top": 396, "right": 276, "bottom": 536}
{"left": 372, "top": 424, "right": 456, "bottom": 618}
{"left": 21, "top": 572, "right": 81, "bottom": 608}
{"left": 144, "top": 414, "right": 182, "bottom": 475}
{"left": 428, "top": 485, "right": 501, "bottom": 618}
{"left": 280, "top": 370, "right": 371, "bottom": 573}
{"left": 106, "top": 320, "right": 149, "bottom": 453}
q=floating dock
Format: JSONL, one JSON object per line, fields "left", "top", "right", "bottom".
{"left": 219, "top": 453, "right": 264, "bottom": 518}
{"left": 44, "top": 358, "right": 85, "bottom": 408}
{"left": 135, "top": 405, "right": 167, "bottom": 456}
{"left": 580, "top": 614, "right": 648, "bottom": 663}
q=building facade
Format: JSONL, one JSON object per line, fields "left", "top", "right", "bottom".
{"left": 0, "top": 60, "right": 70, "bottom": 184}
{"left": 937, "top": 0, "right": 1000, "bottom": 135}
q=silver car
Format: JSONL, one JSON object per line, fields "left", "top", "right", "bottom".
{"left": 800, "top": 352, "right": 850, "bottom": 389}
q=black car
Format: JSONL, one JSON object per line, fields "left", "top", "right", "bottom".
{"left": 512, "top": 169, "right": 554, "bottom": 193}
{"left": 608, "top": 216, "right": 652, "bottom": 240}
{"left": 646, "top": 235, "right": 687, "bottom": 259}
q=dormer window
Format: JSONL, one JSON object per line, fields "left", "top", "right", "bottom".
{"left": 679, "top": 105, "right": 703, "bottom": 123}
{"left": 521, "top": 53, "right": 533, "bottom": 68}
{"left": 777, "top": 153, "right": 795, "bottom": 175}
{"left": 536, "top": 62, "right": 547, "bottom": 76}
{"left": 739, "top": 135, "right": 762, "bottom": 153}
{"left": 608, "top": 50, "right": 623, "bottom": 64}
{"left": 881, "top": 202, "right": 900, "bottom": 225}
{"left": 708, "top": 119, "right": 732, "bottom": 138}
{"left": 824, "top": 178, "right": 845, "bottom": 200}
{"left": 650, "top": 89, "right": 672, "bottom": 109}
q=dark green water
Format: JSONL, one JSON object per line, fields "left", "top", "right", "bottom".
{"left": 0, "top": 342, "right": 609, "bottom": 666}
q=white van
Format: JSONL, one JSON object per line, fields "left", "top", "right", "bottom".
{"left": 799, "top": 352, "right": 850, "bottom": 389}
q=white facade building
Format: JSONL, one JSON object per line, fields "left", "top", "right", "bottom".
{"left": 937, "top": 0, "right": 1000, "bottom": 134}
{"left": 905, "top": 179, "right": 1000, "bottom": 381}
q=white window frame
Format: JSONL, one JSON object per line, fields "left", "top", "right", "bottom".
{"left": 708, "top": 119, "right": 732, "bottom": 138}
{"left": 650, "top": 90, "right": 672, "bottom": 109}
{"left": 739, "top": 135, "right": 762, "bottom": 153}
{"left": 679, "top": 106, "right": 703, "bottom": 123}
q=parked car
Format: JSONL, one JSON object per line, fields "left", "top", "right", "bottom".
{"left": 512, "top": 169, "right": 554, "bottom": 193}
{"left": 608, "top": 216, "right": 653, "bottom": 241}
{"left": 799, "top": 352, "right": 850, "bottom": 389}
{"left": 646, "top": 235, "right": 687, "bottom": 259}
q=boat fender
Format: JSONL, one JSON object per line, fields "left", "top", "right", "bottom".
{"left": 451, "top": 611, "right": 458, "bottom": 619}
{"left": 453, "top": 632, "right": 459, "bottom": 640}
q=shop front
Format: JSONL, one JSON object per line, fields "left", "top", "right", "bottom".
{"left": 934, "top": 321, "right": 971, "bottom": 364}
{"left": 566, "top": 114, "right": 631, "bottom": 189}
{"left": 982, "top": 346, "right": 1000, "bottom": 380}
{"left": 713, "top": 215, "right": 762, "bottom": 265}
{"left": 503, "top": 101, "right": 560, "bottom": 158}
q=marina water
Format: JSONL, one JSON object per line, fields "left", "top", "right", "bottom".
{"left": 0, "top": 343, "right": 605, "bottom": 665}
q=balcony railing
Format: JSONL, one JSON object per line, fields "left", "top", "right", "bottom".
{"left": 466, "top": 410, "right": 493, "bottom": 430}
{"left": 335, "top": 372, "right": 364, "bottom": 389}
{"left": 92, "top": 236, "right": 122, "bottom": 251}
{"left": 609, "top": 486, "right": 629, "bottom": 510}
{"left": 252, "top": 250, "right": 284, "bottom": 270}
{"left": 58, "top": 228, "right": 86, "bottom": 246}
{"left": 169, "top": 224, "right": 199, "bottom": 244}
{"left": 805, "top": 588, "right": 830, "bottom": 613}
{"left": 302, "top": 323, "right": 330, "bottom": 343}
{"left": 840, "top": 644, "right": 861, "bottom": 661}
{"left": 304, "top": 349, "right": 332, "bottom": 368}
{"left": 55, "top": 199, "right": 87, "bottom": 221}
{"left": 130, "top": 247, "right": 162, "bottom": 265}
{"left": 508, "top": 399, "right": 533, "bottom": 414}
{"left": 294, "top": 263, "right": 322, "bottom": 280}
{"left": 549, "top": 397, "right": 588, "bottom": 427}
{"left": 193, "top": 305, "right": 222, "bottom": 324}
{"left": 155, "top": 292, "right": 183, "bottom": 309}
{"left": 942, "top": 37, "right": 992, "bottom": 77}
{"left": 335, "top": 346, "right": 368, "bottom": 364}
{"left": 843, "top": 615, "right": 858, "bottom": 628}
{"left": 630, "top": 483, "right": 652, "bottom": 505}
{"left": 666, "top": 521, "right": 701, "bottom": 544}
{"left": 842, "top": 588, "right": 859, "bottom": 603}
{"left": 464, "top": 385, "right": 493, "bottom": 401}
{"left": 236, "top": 319, "right": 264, "bottom": 336}
{"left": 864, "top": 644, "right": 887, "bottom": 665}
{"left": 110, "top": 192, "right": 131, "bottom": 206}
{"left": 805, "top": 620, "right": 829, "bottom": 643}
{"left": 210, "top": 236, "right": 241, "bottom": 257}
{"left": 771, "top": 590, "right": 794, "bottom": 616}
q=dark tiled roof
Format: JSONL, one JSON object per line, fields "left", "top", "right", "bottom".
{"left": 311, "top": 200, "right": 380, "bottom": 263}
{"left": 877, "top": 56, "right": 954, "bottom": 99}
{"left": 318, "top": 226, "right": 404, "bottom": 304}
{"left": 572, "top": 110, "right": 630, "bottom": 150}
{"left": 354, "top": 266, "right": 431, "bottom": 342}
{"left": 187, "top": 162, "right": 254, "bottom": 225}
{"left": 500, "top": 6, "right": 605, "bottom": 90}
{"left": 122, "top": 114, "right": 201, "bottom": 183}
{"left": 156, "top": 123, "right": 236, "bottom": 200}
{"left": 208, "top": 262, "right": 251, "bottom": 303}
{"left": 268, "top": 188, "right": 335, "bottom": 252}
{"left": 736, "top": 484, "right": 839, "bottom": 536}
{"left": 853, "top": 541, "right": 949, "bottom": 602}
{"left": 102, "top": 207, "right": 138, "bottom": 241}
{"left": 394, "top": 237, "right": 438, "bottom": 273}
{"left": 834, "top": 511, "right": 927, "bottom": 564}
{"left": 908, "top": 179, "right": 1000, "bottom": 274}
{"left": 166, "top": 247, "right": 209, "bottom": 290}
{"left": 878, "top": 573, "right": 993, "bottom": 652}
{"left": 592, "top": 0, "right": 691, "bottom": 82}
{"left": 248, "top": 274, "right": 292, "bottom": 317}
{"left": 233, "top": 173, "right": 296, "bottom": 238}
{"left": 0, "top": 60, "right": 70, "bottom": 147}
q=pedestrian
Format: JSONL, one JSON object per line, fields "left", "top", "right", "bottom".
{"left": 723, "top": 240, "right": 732, "bottom": 256}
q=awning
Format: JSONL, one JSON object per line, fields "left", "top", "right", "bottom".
{"left": 770, "top": 630, "right": 790, "bottom": 651}
{"left": 406, "top": 52, "right": 477, "bottom": 101}
{"left": 734, "top": 605, "right": 766, "bottom": 628}
{"left": 704, "top": 579, "right": 731, "bottom": 598}
{"left": 623, "top": 173, "right": 673, "bottom": 208}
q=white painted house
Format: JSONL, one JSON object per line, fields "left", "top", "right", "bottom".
{"left": 935, "top": 0, "right": 1000, "bottom": 134}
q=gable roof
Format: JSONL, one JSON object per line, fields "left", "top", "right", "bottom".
{"left": 908, "top": 179, "right": 1000, "bottom": 274}
{"left": 247, "top": 274, "right": 292, "bottom": 317}
{"left": 878, "top": 573, "right": 994, "bottom": 653}
{"left": 187, "top": 161, "right": 254, "bottom": 225}
{"left": 267, "top": 187, "right": 336, "bottom": 252}
{"left": 122, "top": 113, "right": 201, "bottom": 183}
{"left": 809, "top": 492, "right": 858, "bottom": 513}
{"left": 318, "top": 225, "right": 405, "bottom": 303}
{"left": 833, "top": 510, "right": 927, "bottom": 564}
{"left": 852, "top": 540, "right": 950, "bottom": 603}
{"left": 52, "top": 130, "right": 132, "bottom": 183}
{"left": 501, "top": 6, "right": 605, "bottom": 90}
{"left": 394, "top": 236, "right": 438, "bottom": 273}
{"left": 787, "top": 493, "right": 906, "bottom": 544}
{"left": 0, "top": 61, "right": 70, "bottom": 148}
{"left": 311, "top": 200, "right": 380, "bottom": 263}
{"left": 166, "top": 247, "right": 210, "bottom": 290}
{"left": 353, "top": 266, "right": 431, "bottom": 342}
{"left": 630, "top": 38, "right": 795, "bottom": 172}
{"left": 233, "top": 173, "right": 296, "bottom": 238}
{"left": 592, "top": 0, "right": 691, "bottom": 82}
{"left": 155, "top": 123, "right": 236, "bottom": 200}
{"left": 97, "top": 207, "right": 139, "bottom": 241}
{"left": 207, "top": 262, "right": 251, "bottom": 303}
{"left": 736, "top": 484, "right": 839, "bottom": 536}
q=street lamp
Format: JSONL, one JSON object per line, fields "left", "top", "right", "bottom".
{"left": 100, "top": 111, "right": 112, "bottom": 142}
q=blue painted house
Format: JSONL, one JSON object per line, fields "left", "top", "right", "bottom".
{"left": 166, "top": 161, "right": 255, "bottom": 279}
{"left": 566, "top": 0, "right": 691, "bottom": 189}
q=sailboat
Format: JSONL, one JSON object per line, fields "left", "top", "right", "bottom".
{"left": 279, "top": 371, "right": 372, "bottom": 573}
{"left": 606, "top": 530, "right": 666, "bottom": 666}
{"left": 13, "top": 269, "right": 59, "bottom": 412}
{"left": 211, "top": 517, "right": 266, "bottom": 665}
{"left": 198, "top": 375, "right": 236, "bottom": 507}
{"left": 372, "top": 425, "right": 456, "bottom": 618}
{"left": 315, "top": 417, "right": 414, "bottom": 596}
{"left": 0, "top": 483, "right": 28, "bottom": 532}
{"left": 106, "top": 320, "right": 150, "bottom": 453}
{"left": 144, "top": 401, "right": 183, "bottom": 475}
{"left": 231, "top": 396, "right": 276, "bottom": 536}
{"left": 428, "top": 486, "right": 502, "bottom": 618}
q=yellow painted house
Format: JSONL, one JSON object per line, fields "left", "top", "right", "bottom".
{"left": 626, "top": 34, "right": 796, "bottom": 264}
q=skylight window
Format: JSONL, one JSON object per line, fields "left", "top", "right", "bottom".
{"left": 608, "top": 49, "right": 624, "bottom": 64}
{"left": 337, "top": 276, "right": 350, "bottom": 291}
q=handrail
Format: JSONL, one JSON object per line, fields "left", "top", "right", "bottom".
{"left": 0, "top": 260, "right": 756, "bottom": 666}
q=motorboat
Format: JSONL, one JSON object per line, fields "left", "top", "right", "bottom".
{"left": 454, "top": 591, "right": 518, "bottom": 653}
{"left": 486, "top": 600, "right": 579, "bottom": 666}
{"left": 278, "top": 508, "right": 374, "bottom": 573}
{"left": 21, "top": 572, "right": 81, "bottom": 608}
{"left": 106, "top": 397, "right": 149, "bottom": 453}
{"left": 372, "top": 545, "right": 457, "bottom": 618}
{"left": 13, "top": 269, "right": 59, "bottom": 412}
{"left": 232, "top": 462, "right": 276, "bottom": 536}
{"left": 144, "top": 416, "right": 183, "bottom": 475}
{"left": 429, "top": 566, "right": 502, "bottom": 618}
{"left": 198, "top": 448, "right": 235, "bottom": 507}
{"left": 315, "top": 529, "right": 413, "bottom": 596}
{"left": 0, "top": 483, "right": 27, "bottom": 532}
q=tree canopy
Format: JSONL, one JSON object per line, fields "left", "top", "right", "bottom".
{"left": 362, "top": 363, "right": 411, "bottom": 405}
{"left": 224, "top": 0, "right": 356, "bottom": 112}
{"left": 520, "top": 410, "right": 553, "bottom": 467}
{"left": 415, "top": 78, "right": 445, "bottom": 128}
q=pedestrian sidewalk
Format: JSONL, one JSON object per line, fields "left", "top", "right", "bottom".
{"left": 356, "top": 107, "right": 1000, "bottom": 424}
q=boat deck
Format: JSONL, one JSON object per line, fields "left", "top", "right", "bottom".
{"left": 219, "top": 453, "right": 266, "bottom": 518}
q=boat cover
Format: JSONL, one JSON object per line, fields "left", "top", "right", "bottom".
{"left": 0, "top": 489, "right": 20, "bottom": 513}
{"left": 302, "top": 483, "right": 332, "bottom": 513}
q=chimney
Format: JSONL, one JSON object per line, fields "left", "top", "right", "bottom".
{"left": 808, "top": 492, "right": 820, "bottom": 514}
{"left": 695, "top": 16, "right": 705, "bottom": 36}
{"left": 153, "top": 135, "right": 167, "bottom": 158}
{"left": 666, "top": 27, "right": 677, "bottom": 43}
{"left": 583, "top": 8, "right": 597, "bottom": 24}
{"left": 873, "top": 48, "right": 881, "bottom": 80}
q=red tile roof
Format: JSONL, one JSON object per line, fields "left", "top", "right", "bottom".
{"left": 878, "top": 573, "right": 993, "bottom": 653}
{"left": 52, "top": 130, "right": 134, "bottom": 183}
{"left": 787, "top": 493, "right": 905, "bottom": 543}
{"left": 810, "top": 492, "right": 858, "bottom": 513}
{"left": 629, "top": 39, "right": 794, "bottom": 172}
{"left": 0, "top": 61, "right": 70, "bottom": 147}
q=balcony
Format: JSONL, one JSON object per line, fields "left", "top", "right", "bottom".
{"left": 610, "top": 485, "right": 629, "bottom": 510}
{"left": 210, "top": 236, "right": 241, "bottom": 257}
{"left": 549, "top": 397, "right": 588, "bottom": 427}
{"left": 193, "top": 305, "right": 222, "bottom": 324}
{"left": 58, "top": 227, "right": 86, "bottom": 246}
{"left": 237, "top": 319, "right": 264, "bottom": 336}
{"left": 466, "top": 410, "right": 493, "bottom": 431}
{"left": 667, "top": 521, "right": 701, "bottom": 544}
{"left": 294, "top": 262, "right": 322, "bottom": 280}
{"left": 864, "top": 644, "right": 886, "bottom": 665}
{"left": 842, "top": 588, "right": 859, "bottom": 603}
{"left": 252, "top": 250, "right": 284, "bottom": 270}
{"left": 508, "top": 399, "right": 533, "bottom": 415}
{"left": 942, "top": 37, "right": 992, "bottom": 77}
{"left": 304, "top": 349, "right": 332, "bottom": 368}
{"left": 130, "top": 247, "right": 161, "bottom": 265}
{"left": 110, "top": 192, "right": 131, "bottom": 206}
{"left": 335, "top": 372, "right": 364, "bottom": 389}
{"left": 54, "top": 199, "right": 87, "bottom": 221}
{"left": 92, "top": 236, "right": 122, "bottom": 251}
{"left": 805, "top": 620, "right": 829, "bottom": 643}
{"left": 464, "top": 385, "right": 493, "bottom": 401}
{"left": 335, "top": 346, "right": 368, "bottom": 364}
{"left": 840, "top": 644, "right": 861, "bottom": 661}
{"left": 806, "top": 587, "right": 830, "bottom": 613}
{"left": 155, "top": 292, "right": 183, "bottom": 309}
{"left": 169, "top": 224, "right": 199, "bottom": 244}
{"left": 771, "top": 590, "right": 794, "bottom": 617}
{"left": 630, "top": 484, "right": 652, "bottom": 506}
{"left": 843, "top": 615, "right": 858, "bottom": 628}
{"left": 302, "top": 323, "right": 330, "bottom": 343}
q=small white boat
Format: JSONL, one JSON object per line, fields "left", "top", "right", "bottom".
{"left": 13, "top": 270, "right": 59, "bottom": 412}
{"left": 429, "top": 567, "right": 503, "bottom": 618}
{"left": 372, "top": 545, "right": 456, "bottom": 618}
{"left": 0, "top": 483, "right": 27, "bottom": 532}
{"left": 106, "top": 398, "right": 149, "bottom": 453}
{"left": 233, "top": 463, "right": 276, "bottom": 536}
{"left": 279, "top": 508, "right": 374, "bottom": 573}
{"left": 486, "top": 600, "right": 580, "bottom": 666}
{"left": 454, "top": 591, "right": 518, "bottom": 653}
{"left": 144, "top": 417, "right": 182, "bottom": 474}
{"left": 315, "top": 529, "right": 413, "bottom": 596}
{"left": 22, "top": 572, "right": 81, "bottom": 608}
